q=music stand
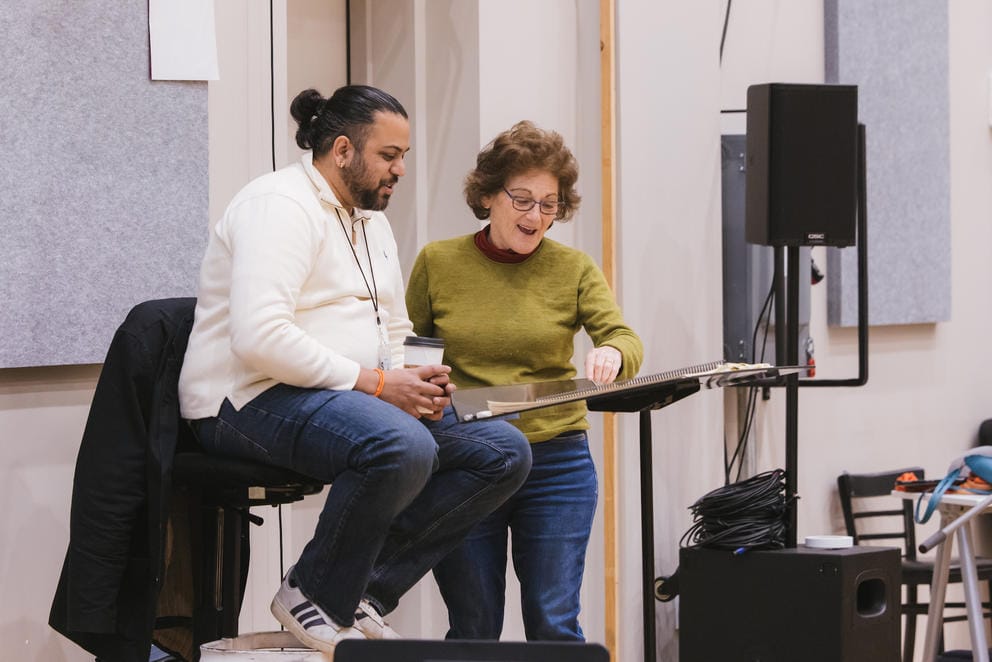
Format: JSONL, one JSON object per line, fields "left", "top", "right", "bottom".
{"left": 453, "top": 363, "right": 797, "bottom": 662}
{"left": 585, "top": 381, "right": 700, "bottom": 662}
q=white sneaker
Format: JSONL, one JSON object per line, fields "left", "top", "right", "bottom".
{"left": 270, "top": 569, "right": 366, "bottom": 653}
{"left": 353, "top": 599, "right": 402, "bottom": 639}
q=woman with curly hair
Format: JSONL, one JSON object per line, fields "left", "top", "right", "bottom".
{"left": 406, "top": 120, "right": 643, "bottom": 641}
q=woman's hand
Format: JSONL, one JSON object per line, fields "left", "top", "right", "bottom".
{"left": 586, "top": 346, "right": 622, "bottom": 385}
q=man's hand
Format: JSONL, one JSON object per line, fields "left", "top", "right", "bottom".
{"left": 409, "top": 364, "right": 456, "bottom": 420}
{"left": 371, "top": 365, "right": 452, "bottom": 418}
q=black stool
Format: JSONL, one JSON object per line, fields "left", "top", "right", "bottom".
{"left": 164, "top": 451, "right": 326, "bottom": 660}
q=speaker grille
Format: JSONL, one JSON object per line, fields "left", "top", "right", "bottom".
{"left": 745, "top": 83, "right": 858, "bottom": 247}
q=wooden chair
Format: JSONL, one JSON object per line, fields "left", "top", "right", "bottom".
{"left": 837, "top": 467, "right": 992, "bottom": 662}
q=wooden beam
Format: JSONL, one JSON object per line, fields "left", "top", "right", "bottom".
{"left": 599, "top": 0, "right": 619, "bottom": 659}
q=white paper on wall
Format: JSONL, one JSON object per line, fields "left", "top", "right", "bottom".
{"left": 149, "top": 0, "right": 220, "bottom": 81}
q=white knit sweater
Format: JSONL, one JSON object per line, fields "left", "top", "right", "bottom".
{"left": 179, "top": 152, "right": 412, "bottom": 419}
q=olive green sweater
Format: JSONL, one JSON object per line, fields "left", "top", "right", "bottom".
{"left": 406, "top": 234, "right": 643, "bottom": 442}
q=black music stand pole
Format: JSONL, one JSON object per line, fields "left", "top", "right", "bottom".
{"left": 638, "top": 409, "right": 656, "bottom": 659}
{"left": 588, "top": 382, "right": 702, "bottom": 662}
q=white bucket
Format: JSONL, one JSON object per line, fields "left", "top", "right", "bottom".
{"left": 200, "top": 631, "right": 328, "bottom": 661}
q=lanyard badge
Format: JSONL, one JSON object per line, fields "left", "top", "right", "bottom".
{"left": 377, "top": 324, "right": 392, "bottom": 370}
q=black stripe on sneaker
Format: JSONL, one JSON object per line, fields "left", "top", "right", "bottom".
{"left": 291, "top": 604, "right": 327, "bottom": 628}
{"left": 301, "top": 615, "right": 327, "bottom": 629}
{"left": 296, "top": 609, "right": 326, "bottom": 628}
{"left": 290, "top": 602, "right": 314, "bottom": 617}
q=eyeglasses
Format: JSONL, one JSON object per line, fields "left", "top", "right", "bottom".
{"left": 502, "top": 187, "right": 563, "bottom": 216}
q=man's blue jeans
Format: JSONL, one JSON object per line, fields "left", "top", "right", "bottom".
{"left": 433, "top": 431, "right": 597, "bottom": 641}
{"left": 191, "top": 384, "right": 531, "bottom": 627}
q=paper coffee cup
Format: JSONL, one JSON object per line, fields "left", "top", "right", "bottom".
{"left": 403, "top": 335, "right": 445, "bottom": 368}
{"left": 403, "top": 336, "right": 445, "bottom": 413}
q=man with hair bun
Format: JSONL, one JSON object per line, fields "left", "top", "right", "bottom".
{"left": 178, "top": 85, "right": 531, "bottom": 654}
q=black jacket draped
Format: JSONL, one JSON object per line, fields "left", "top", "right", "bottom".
{"left": 49, "top": 298, "right": 196, "bottom": 661}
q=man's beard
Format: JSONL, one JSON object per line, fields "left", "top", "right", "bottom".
{"left": 341, "top": 151, "right": 396, "bottom": 211}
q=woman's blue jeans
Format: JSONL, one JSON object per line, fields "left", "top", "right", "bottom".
{"left": 433, "top": 431, "right": 598, "bottom": 641}
{"left": 191, "top": 383, "right": 531, "bottom": 627}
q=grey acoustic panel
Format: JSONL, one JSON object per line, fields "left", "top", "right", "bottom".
{"left": 824, "top": 0, "right": 950, "bottom": 326}
{"left": 0, "top": 1, "right": 208, "bottom": 367}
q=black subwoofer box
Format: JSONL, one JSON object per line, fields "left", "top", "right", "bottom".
{"left": 745, "top": 83, "right": 859, "bottom": 247}
{"left": 679, "top": 545, "right": 900, "bottom": 662}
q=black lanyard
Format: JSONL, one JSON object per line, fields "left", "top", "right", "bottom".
{"left": 337, "top": 211, "right": 380, "bottom": 326}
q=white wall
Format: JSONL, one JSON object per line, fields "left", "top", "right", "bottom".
{"left": 5, "top": 1, "right": 992, "bottom": 661}
{"left": 613, "top": 4, "right": 725, "bottom": 661}
{"left": 0, "top": 365, "right": 99, "bottom": 661}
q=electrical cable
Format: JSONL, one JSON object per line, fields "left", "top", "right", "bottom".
{"left": 719, "top": 0, "right": 733, "bottom": 64}
{"left": 725, "top": 280, "right": 774, "bottom": 482}
{"left": 732, "top": 386, "right": 759, "bottom": 482}
{"left": 734, "top": 283, "right": 774, "bottom": 482}
{"left": 658, "top": 464, "right": 785, "bottom": 602}
{"left": 269, "top": 0, "right": 277, "bottom": 173}
{"left": 681, "top": 469, "right": 789, "bottom": 551}
{"left": 268, "top": 0, "right": 286, "bottom": 586}
{"left": 718, "top": 3, "right": 743, "bottom": 115}
{"left": 345, "top": 0, "right": 352, "bottom": 85}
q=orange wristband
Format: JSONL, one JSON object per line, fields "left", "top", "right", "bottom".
{"left": 373, "top": 368, "right": 385, "bottom": 398}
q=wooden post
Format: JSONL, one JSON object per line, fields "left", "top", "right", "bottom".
{"left": 599, "top": 0, "right": 619, "bottom": 659}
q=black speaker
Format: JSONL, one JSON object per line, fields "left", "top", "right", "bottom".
{"left": 745, "top": 83, "right": 859, "bottom": 247}
{"left": 678, "top": 545, "right": 900, "bottom": 662}
{"left": 335, "top": 639, "right": 610, "bottom": 662}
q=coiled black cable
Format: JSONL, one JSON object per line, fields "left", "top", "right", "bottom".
{"left": 680, "top": 469, "right": 790, "bottom": 551}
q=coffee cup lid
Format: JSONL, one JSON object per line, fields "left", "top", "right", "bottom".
{"left": 403, "top": 336, "right": 445, "bottom": 348}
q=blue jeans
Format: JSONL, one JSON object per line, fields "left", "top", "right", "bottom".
{"left": 433, "top": 431, "right": 597, "bottom": 641}
{"left": 191, "top": 384, "right": 531, "bottom": 627}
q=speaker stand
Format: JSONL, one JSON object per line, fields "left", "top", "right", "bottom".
{"left": 772, "top": 123, "right": 869, "bottom": 547}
